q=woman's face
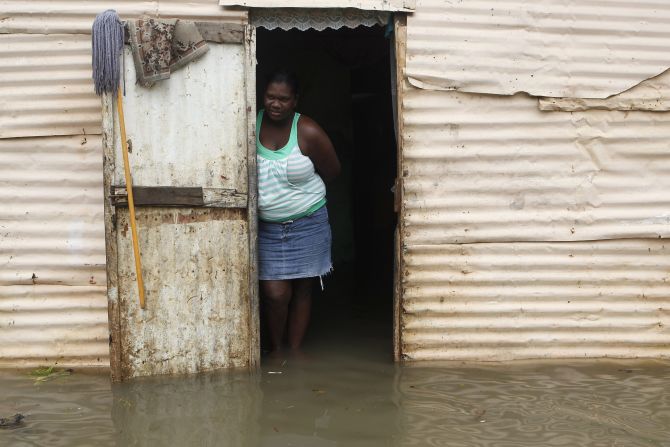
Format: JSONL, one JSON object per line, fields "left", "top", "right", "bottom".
{"left": 263, "top": 81, "right": 297, "bottom": 122}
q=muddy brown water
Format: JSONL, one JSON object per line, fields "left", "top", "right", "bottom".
{"left": 3, "top": 349, "right": 670, "bottom": 446}
{"left": 3, "top": 285, "right": 670, "bottom": 446}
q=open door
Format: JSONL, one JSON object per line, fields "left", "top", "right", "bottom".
{"left": 102, "top": 25, "right": 258, "bottom": 381}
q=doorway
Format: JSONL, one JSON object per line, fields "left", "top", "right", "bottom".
{"left": 255, "top": 25, "right": 398, "bottom": 357}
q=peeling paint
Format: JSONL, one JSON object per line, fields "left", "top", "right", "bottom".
{"left": 539, "top": 69, "right": 670, "bottom": 112}
{"left": 108, "top": 286, "right": 118, "bottom": 304}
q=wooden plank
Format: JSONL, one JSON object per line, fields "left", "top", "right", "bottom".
{"left": 244, "top": 25, "right": 260, "bottom": 370}
{"left": 111, "top": 186, "right": 247, "bottom": 208}
{"left": 124, "top": 22, "right": 244, "bottom": 44}
{"left": 393, "top": 14, "right": 407, "bottom": 363}
{"left": 203, "top": 188, "right": 248, "bottom": 208}
{"left": 195, "top": 22, "right": 245, "bottom": 43}
{"left": 112, "top": 186, "right": 204, "bottom": 206}
{"left": 102, "top": 93, "right": 123, "bottom": 382}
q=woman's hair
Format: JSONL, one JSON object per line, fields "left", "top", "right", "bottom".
{"left": 265, "top": 69, "right": 300, "bottom": 96}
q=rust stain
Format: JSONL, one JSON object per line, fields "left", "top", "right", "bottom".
{"left": 133, "top": 208, "right": 246, "bottom": 228}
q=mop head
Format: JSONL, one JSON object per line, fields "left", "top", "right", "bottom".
{"left": 92, "top": 9, "right": 124, "bottom": 96}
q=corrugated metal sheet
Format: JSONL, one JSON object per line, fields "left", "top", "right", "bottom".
{"left": 116, "top": 208, "right": 251, "bottom": 376}
{"left": 0, "top": 285, "right": 108, "bottom": 367}
{"left": 405, "top": 0, "right": 670, "bottom": 98}
{"left": 0, "top": 33, "right": 101, "bottom": 139}
{"left": 401, "top": 241, "right": 670, "bottom": 360}
{"left": 402, "top": 88, "right": 670, "bottom": 245}
{"left": 107, "top": 43, "right": 252, "bottom": 378}
{"left": 112, "top": 44, "right": 247, "bottom": 189}
{"left": 0, "top": 1, "right": 247, "bottom": 34}
{"left": 539, "top": 69, "right": 670, "bottom": 112}
{"left": 399, "top": 83, "right": 670, "bottom": 360}
{"left": 219, "top": 0, "right": 415, "bottom": 11}
{"left": 0, "top": 135, "right": 108, "bottom": 367}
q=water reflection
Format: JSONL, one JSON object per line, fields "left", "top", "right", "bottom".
{"left": 396, "top": 361, "right": 670, "bottom": 447}
{"left": 111, "top": 371, "right": 262, "bottom": 446}
{"left": 256, "top": 353, "right": 399, "bottom": 447}
{"left": 2, "top": 358, "right": 670, "bottom": 446}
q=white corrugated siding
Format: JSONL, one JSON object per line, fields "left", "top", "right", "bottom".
{"left": 405, "top": 0, "right": 670, "bottom": 98}
{"left": 402, "top": 241, "right": 670, "bottom": 360}
{"left": 0, "top": 136, "right": 108, "bottom": 367}
{"left": 0, "top": 1, "right": 247, "bottom": 33}
{"left": 402, "top": 88, "right": 670, "bottom": 245}
{"left": 0, "top": 34, "right": 101, "bottom": 139}
{"left": 399, "top": 84, "right": 670, "bottom": 360}
{"left": 0, "top": 1, "right": 248, "bottom": 368}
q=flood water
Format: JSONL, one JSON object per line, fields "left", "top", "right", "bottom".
{"left": 3, "top": 353, "right": 670, "bottom": 445}
{"left": 3, "top": 290, "right": 670, "bottom": 446}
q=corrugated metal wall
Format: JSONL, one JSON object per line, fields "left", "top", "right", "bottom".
{"left": 399, "top": 1, "right": 670, "bottom": 361}
{"left": 402, "top": 89, "right": 670, "bottom": 244}
{"left": 0, "top": 2, "right": 247, "bottom": 368}
{"left": 405, "top": 0, "right": 670, "bottom": 98}
{"left": 0, "top": 1, "right": 247, "bottom": 33}
{"left": 0, "top": 132, "right": 108, "bottom": 367}
{"left": 5, "top": 0, "right": 670, "bottom": 365}
{"left": 0, "top": 34, "right": 101, "bottom": 139}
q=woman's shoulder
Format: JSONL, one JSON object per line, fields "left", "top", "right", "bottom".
{"left": 296, "top": 114, "right": 326, "bottom": 139}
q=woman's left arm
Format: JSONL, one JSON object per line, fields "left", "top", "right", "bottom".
{"left": 298, "top": 116, "right": 341, "bottom": 182}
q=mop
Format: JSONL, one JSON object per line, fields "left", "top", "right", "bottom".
{"left": 92, "top": 10, "right": 146, "bottom": 309}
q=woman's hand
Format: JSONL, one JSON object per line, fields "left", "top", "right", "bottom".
{"left": 297, "top": 116, "right": 341, "bottom": 182}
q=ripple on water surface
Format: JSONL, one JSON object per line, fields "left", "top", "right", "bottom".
{"left": 1, "top": 358, "right": 670, "bottom": 446}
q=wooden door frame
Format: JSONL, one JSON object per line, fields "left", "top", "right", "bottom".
{"left": 252, "top": 16, "right": 406, "bottom": 362}
{"left": 393, "top": 14, "right": 407, "bottom": 362}
{"left": 102, "top": 93, "right": 122, "bottom": 381}
{"left": 245, "top": 25, "right": 261, "bottom": 369}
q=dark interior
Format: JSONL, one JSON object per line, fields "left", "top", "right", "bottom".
{"left": 256, "top": 25, "right": 397, "bottom": 355}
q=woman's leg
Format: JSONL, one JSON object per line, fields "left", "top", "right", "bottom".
{"left": 260, "top": 279, "right": 292, "bottom": 352}
{"left": 288, "top": 277, "right": 314, "bottom": 350}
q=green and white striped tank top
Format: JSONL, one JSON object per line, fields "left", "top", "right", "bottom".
{"left": 256, "top": 110, "right": 326, "bottom": 223}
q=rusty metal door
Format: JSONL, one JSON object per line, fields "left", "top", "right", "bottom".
{"left": 102, "top": 25, "right": 258, "bottom": 381}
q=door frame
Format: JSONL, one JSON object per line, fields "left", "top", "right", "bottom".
{"left": 392, "top": 14, "right": 407, "bottom": 362}
{"left": 244, "top": 25, "right": 260, "bottom": 369}
{"left": 251, "top": 16, "right": 406, "bottom": 361}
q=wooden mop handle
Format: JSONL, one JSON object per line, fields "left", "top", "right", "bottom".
{"left": 117, "top": 88, "right": 146, "bottom": 309}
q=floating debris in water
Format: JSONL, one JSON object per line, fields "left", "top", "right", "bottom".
{"left": 117, "top": 398, "right": 133, "bottom": 408}
{"left": 29, "top": 366, "right": 74, "bottom": 384}
{"left": 0, "top": 414, "right": 24, "bottom": 429}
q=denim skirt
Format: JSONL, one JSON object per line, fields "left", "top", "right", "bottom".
{"left": 258, "top": 206, "right": 333, "bottom": 281}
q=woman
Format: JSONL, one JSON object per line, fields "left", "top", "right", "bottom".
{"left": 256, "top": 70, "right": 341, "bottom": 355}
